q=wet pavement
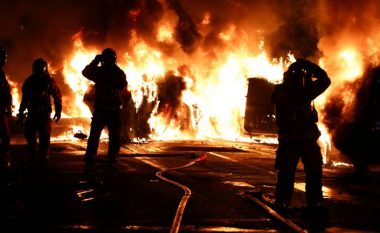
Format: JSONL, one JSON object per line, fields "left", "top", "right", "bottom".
{"left": 1, "top": 137, "right": 380, "bottom": 232}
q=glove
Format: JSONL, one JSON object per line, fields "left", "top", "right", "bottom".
{"left": 94, "top": 54, "right": 103, "bottom": 63}
{"left": 297, "top": 58, "right": 327, "bottom": 77}
{"left": 53, "top": 112, "right": 61, "bottom": 123}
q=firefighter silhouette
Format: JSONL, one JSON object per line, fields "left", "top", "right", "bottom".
{"left": 271, "top": 58, "right": 331, "bottom": 211}
{"left": 18, "top": 58, "right": 62, "bottom": 166}
{"left": 0, "top": 47, "right": 12, "bottom": 169}
{"left": 82, "top": 48, "right": 129, "bottom": 167}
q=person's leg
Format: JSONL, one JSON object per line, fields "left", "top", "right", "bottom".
{"left": 0, "top": 114, "right": 11, "bottom": 168}
{"left": 275, "top": 143, "right": 299, "bottom": 207}
{"left": 106, "top": 110, "right": 121, "bottom": 164}
{"left": 24, "top": 116, "right": 38, "bottom": 164}
{"left": 38, "top": 114, "right": 52, "bottom": 164}
{"left": 85, "top": 110, "right": 106, "bottom": 166}
{"left": 301, "top": 141, "right": 324, "bottom": 206}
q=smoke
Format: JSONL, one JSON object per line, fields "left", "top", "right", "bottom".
{"left": 156, "top": 72, "right": 187, "bottom": 115}
{"left": 2, "top": 0, "right": 380, "bottom": 146}
{"left": 317, "top": 0, "right": 380, "bottom": 74}
{"left": 267, "top": 0, "right": 320, "bottom": 59}
{"left": 0, "top": 0, "right": 278, "bottom": 80}
{"left": 167, "top": 0, "right": 201, "bottom": 53}
{"left": 2, "top": 0, "right": 380, "bottom": 77}
{"left": 0, "top": 1, "right": 322, "bottom": 78}
{"left": 323, "top": 65, "right": 380, "bottom": 163}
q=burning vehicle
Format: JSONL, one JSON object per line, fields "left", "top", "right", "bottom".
{"left": 324, "top": 66, "right": 380, "bottom": 173}
{"left": 3, "top": 0, "right": 380, "bottom": 168}
{"left": 83, "top": 71, "right": 193, "bottom": 142}
{"left": 244, "top": 77, "right": 276, "bottom": 134}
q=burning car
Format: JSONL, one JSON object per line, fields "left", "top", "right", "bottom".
{"left": 325, "top": 66, "right": 380, "bottom": 173}
{"left": 244, "top": 77, "right": 276, "bottom": 134}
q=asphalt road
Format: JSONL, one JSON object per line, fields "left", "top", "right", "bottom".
{"left": 1, "top": 137, "right": 380, "bottom": 233}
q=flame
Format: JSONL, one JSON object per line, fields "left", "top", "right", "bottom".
{"left": 219, "top": 25, "right": 236, "bottom": 42}
{"left": 61, "top": 25, "right": 342, "bottom": 146}
{"left": 313, "top": 46, "right": 367, "bottom": 163}
{"left": 9, "top": 31, "right": 339, "bottom": 157}
{"left": 157, "top": 25, "right": 174, "bottom": 42}
{"left": 51, "top": 125, "right": 88, "bottom": 142}
{"left": 60, "top": 34, "right": 290, "bottom": 143}
{"left": 317, "top": 122, "right": 331, "bottom": 164}
{"left": 338, "top": 49, "right": 364, "bottom": 81}
{"left": 62, "top": 32, "right": 97, "bottom": 118}
{"left": 7, "top": 79, "right": 20, "bottom": 116}
{"left": 57, "top": 23, "right": 367, "bottom": 164}
{"left": 156, "top": 11, "right": 176, "bottom": 44}
{"left": 201, "top": 12, "right": 211, "bottom": 25}
{"left": 4, "top": 2, "right": 380, "bottom": 168}
{"left": 331, "top": 161, "right": 353, "bottom": 168}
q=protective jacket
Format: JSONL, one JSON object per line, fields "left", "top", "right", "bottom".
{"left": 0, "top": 69, "right": 12, "bottom": 115}
{"left": 19, "top": 73, "right": 62, "bottom": 115}
{"left": 272, "top": 64, "right": 331, "bottom": 142}
{"left": 82, "top": 61, "right": 127, "bottom": 110}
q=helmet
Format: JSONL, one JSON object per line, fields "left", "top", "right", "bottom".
{"left": 101, "top": 48, "right": 117, "bottom": 65}
{"left": 32, "top": 58, "right": 48, "bottom": 74}
{"left": 283, "top": 61, "right": 311, "bottom": 88}
{"left": 0, "top": 47, "right": 7, "bottom": 67}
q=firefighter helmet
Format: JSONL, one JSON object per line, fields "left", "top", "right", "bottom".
{"left": 101, "top": 48, "right": 117, "bottom": 65}
{"left": 32, "top": 58, "right": 48, "bottom": 74}
{"left": 283, "top": 60, "right": 311, "bottom": 88}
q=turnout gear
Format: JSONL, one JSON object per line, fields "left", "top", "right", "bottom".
{"left": 0, "top": 46, "right": 12, "bottom": 169}
{"left": 82, "top": 49, "right": 128, "bottom": 166}
{"left": 18, "top": 58, "right": 62, "bottom": 165}
{"left": 101, "top": 48, "right": 117, "bottom": 65}
{"left": 0, "top": 49, "right": 12, "bottom": 116}
{"left": 32, "top": 58, "right": 48, "bottom": 75}
{"left": 271, "top": 58, "right": 331, "bottom": 208}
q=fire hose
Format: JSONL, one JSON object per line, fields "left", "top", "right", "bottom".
{"left": 155, "top": 152, "right": 207, "bottom": 233}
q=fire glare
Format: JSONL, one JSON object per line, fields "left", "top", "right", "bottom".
{"left": 58, "top": 31, "right": 369, "bottom": 163}
{"left": 8, "top": 1, "right": 379, "bottom": 166}
{"left": 62, "top": 34, "right": 287, "bottom": 142}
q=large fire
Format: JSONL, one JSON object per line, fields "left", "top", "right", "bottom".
{"left": 6, "top": 0, "right": 380, "bottom": 166}
{"left": 59, "top": 27, "right": 375, "bottom": 165}
{"left": 8, "top": 27, "right": 356, "bottom": 163}
{"left": 62, "top": 33, "right": 288, "bottom": 142}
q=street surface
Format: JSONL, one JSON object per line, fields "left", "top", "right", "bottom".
{"left": 1, "top": 131, "right": 380, "bottom": 233}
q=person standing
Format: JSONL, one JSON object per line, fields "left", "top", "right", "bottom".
{"left": 271, "top": 58, "right": 331, "bottom": 212}
{"left": 17, "top": 58, "right": 62, "bottom": 166}
{"left": 0, "top": 47, "right": 12, "bottom": 169}
{"left": 82, "top": 48, "right": 128, "bottom": 167}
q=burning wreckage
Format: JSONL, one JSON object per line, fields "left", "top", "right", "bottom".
{"left": 83, "top": 74, "right": 277, "bottom": 141}
{"left": 4, "top": 0, "right": 380, "bottom": 174}
{"left": 244, "top": 77, "right": 276, "bottom": 134}
{"left": 79, "top": 62, "right": 380, "bottom": 174}
{"left": 83, "top": 72, "right": 194, "bottom": 142}
{"left": 324, "top": 66, "right": 380, "bottom": 173}
{"left": 242, "top": 68, "right": 380, "bottom": 172}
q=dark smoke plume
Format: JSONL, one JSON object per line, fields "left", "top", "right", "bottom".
{"left": 0, "top": 0, "right": 322, "bottom": 88}
{"left": 323, "top": 66, "right": 380, "bottom": 164}
{"left": 156, "top": 72, "right": 187, "bottom": 114}
{"left": 267, "top": 0, "right": 320, "bottom": 59}
{"left": 2, "top": 0, "right": 380, "bottom": 132}
{"left": 167, "top": 0, "right": 202, "bottom": 54}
